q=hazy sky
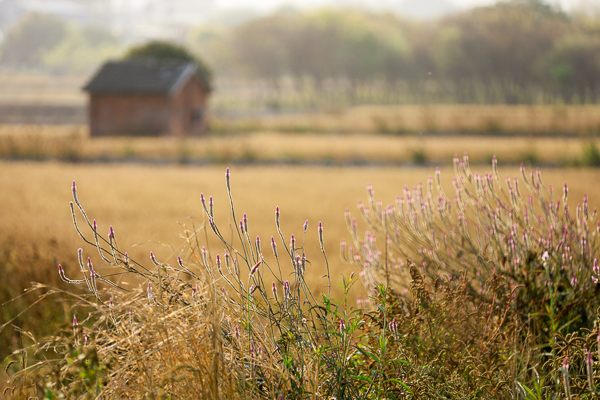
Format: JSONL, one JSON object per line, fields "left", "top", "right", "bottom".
{"left": 215, "top": 0, "right": 592, "bottom": 13}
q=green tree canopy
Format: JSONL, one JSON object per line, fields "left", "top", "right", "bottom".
{"left": 125, "top": 40, "right": 213, "bottom": 92}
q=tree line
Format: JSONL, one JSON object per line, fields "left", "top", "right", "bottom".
{"left": 1, "top": 0, "right": 600, "bottom": 104}
{"left": 188, "top": 0, "right": 600, "bottom": 104}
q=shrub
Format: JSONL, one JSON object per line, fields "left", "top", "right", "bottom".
{"left": 344, "top": 154, "right": 600, "bottom": 397}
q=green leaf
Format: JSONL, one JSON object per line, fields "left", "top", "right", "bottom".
{"left": 353, "top": 345, "right": 380, "bottom": 363}
{"left": 387, "top": 378, "right": 412, "bottom": 393}
{"left": 353, "top": 375, "right": 373, "bottom": 383}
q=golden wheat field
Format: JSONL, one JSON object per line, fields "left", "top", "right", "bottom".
{"left": 1, "top": 161, "right": 599, "bottom": 301}
{"left": 0, "top": 124, "right": 595, "bottom": 166}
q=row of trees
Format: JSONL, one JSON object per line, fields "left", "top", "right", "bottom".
{"left": 187, "top": 0, "right": 600, "bottom": 103}
{"left": 0, "top": 13, "right": 121, "bottom": 74}
{"left": 1, "top": 0, "right": 599, "bottom": 104}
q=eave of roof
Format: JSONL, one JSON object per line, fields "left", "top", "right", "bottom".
{"left": 82, "top": 59, "right": 200, "bottom": 95}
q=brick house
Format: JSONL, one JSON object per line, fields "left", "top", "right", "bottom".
{"left": 83, "top": 59, "right": 210, "bottom": 137}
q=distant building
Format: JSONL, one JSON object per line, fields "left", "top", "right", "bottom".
{"left": 83, "top": 59, "right": 210, "bottom": 137}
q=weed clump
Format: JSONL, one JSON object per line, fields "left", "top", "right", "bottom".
{"left": 5, "top": 155, "right": 600, "bottom": 398}
{"left": 344, "top": 154, "right": 600, "bottom": 397}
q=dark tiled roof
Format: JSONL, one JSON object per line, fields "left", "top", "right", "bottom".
{"left": 83, "top": 59, "right": 198, "bottom": 94}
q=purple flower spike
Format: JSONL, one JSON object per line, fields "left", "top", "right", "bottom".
{"left": 73, "top": 315, "right": 78, "bottom": 328}
{"left": 72, "top": 180, "right": 76, "bottom": 192}
{"left": 249, "top": 261, "right": 261, "bottom": 277}
{"left": 339, "top": 318, "right": 346, "bottom": 333}
{"left": 563, "top": 356, "right": 569, "bottom": 372}
{"left": 272, "top": 282, "right": 277, "bottom": 299}
{"left": 303, "top": 219, "right": 309, "bottom": 231}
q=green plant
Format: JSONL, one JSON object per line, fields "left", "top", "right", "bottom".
{"left": 582, "top": 141, "right": 600, "bottom": 167}
{"left": 344, "top": 153, "right": 600, "bottom": 396}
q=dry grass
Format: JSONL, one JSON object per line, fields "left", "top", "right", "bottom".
{"left": 214, "top": 104, "right": 600, "bottom": 135}
{"left": 2, "top": 161, "right": 600, "bottom": 298}
{"left": 0, "top": 124, "right": 595, "bottom": 165}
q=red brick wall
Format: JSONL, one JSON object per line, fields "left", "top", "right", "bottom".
{"left": 169, "top": 75, "right": 209, "bottom": 136}
{"left": 88, "top": 76, "right": 209, "bottom": 137}
{"left": 89, "top": 93, "right": 170, "bottom": 137}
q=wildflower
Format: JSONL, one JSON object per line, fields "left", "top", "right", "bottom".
{"left": 271, "top": 236, "right": 278, "bottom": 258}
{"left": 586, "top": 349, "right": 596, "bottom": 394}
{"left": 389, "top": 318, "right": 398, "bottom": 334}
{"left": 249, "top": 261, "right": 261, "bottom": 277}
{"left": 562, "top": 356, "right": 572, "bottom": 399}
{"left": 339, "top": 318, "right": 346, "bottom": 334}
{"left": 249, "top": 284, "right": 257, "bottom": 295}
{"left": 303, "top": 219, "right": 308, "bottom": 231}
{"left": 225, "top": 167, "right": 230, "bottom": 189}
{"left": 570, "top": 275, "right": 578, "bottom": 287}
{"left": 283, "top": 280, "right": 290, "bottom": 309}
{"left": 542, "top": 251, "right": 549, "bottom": 262}
{"left": 318, "top": 221, "right": 324, "bottom": 250}
{"left": 272, "top": 282, "right": 278, "bottom": 300}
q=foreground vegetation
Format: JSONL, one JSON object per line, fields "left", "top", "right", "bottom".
{"left": 3, "top": 159, "right": 600, "bottom": 397}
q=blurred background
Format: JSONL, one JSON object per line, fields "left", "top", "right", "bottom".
{"left": 1, "top": 0, "right": 600, "bottom": 119}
